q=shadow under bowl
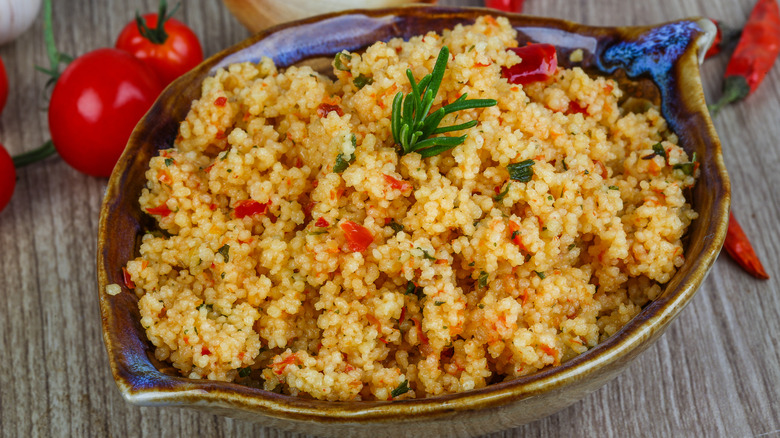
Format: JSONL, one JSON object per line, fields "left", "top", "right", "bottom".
{"left": 97, "top": 6, "right": 729, "bottom": 438}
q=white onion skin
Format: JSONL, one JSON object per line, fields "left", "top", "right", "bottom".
{"left": 0, "top": 0, "right": 42, "bottom": 46}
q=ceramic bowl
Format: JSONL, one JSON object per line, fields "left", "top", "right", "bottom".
{"left": 97, "top": 7, "right": 729, "bottom": 438}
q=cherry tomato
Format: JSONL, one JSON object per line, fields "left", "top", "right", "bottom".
{"left": 485, "top": 0, "right": 525, "bottom": 13}
{"left": 48, "top": 48, "right": 163, "bottom": 177}
{"left": 0, "top": 144, "right": 16, "bottom": 213}
{"left": 115, "top": 8, "right": 203, "bottom": 86}
{"left": 340, "top": 220, "right": 374, "bottom": 253}
{"left": 501, "top": 44, "right": 558, "bottom": 86}
{"left": 0, "top": 57, "right": 8, "bottom": 116}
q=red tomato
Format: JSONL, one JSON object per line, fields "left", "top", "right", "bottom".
{"left": 115, "top": 12, "right": 203, "bottom": 86}
{"left": 234, "top": 199, "right": 269, "bottom": 218}
{"left": 501, "top": 44, "right": 558, "bottom": 86}
{"left": 0, "top": 57, "right": 8, "bottom": 116}
{"left": 340, "top": 220, "right": 373, "bottom": 253}
{"left": 48, "top": 48, "right": 163, "bottom": 177}
{"left": 485, "top": 0, "right": 525, "bottom": 13}
{"left": 0, "top": 144, "right": 16, "bottom": 213}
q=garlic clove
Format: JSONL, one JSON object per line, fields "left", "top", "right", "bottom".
{"left": 222, "top": 0, "right": 436, "bottom": 34}
{"left": 0, "top": 0, "right": 42, "bottom": 46}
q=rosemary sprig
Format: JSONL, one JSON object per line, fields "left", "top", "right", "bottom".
{"left": 391, "top": 46, "right": 497, "bottom": 158}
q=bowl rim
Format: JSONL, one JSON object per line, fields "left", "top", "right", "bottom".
{"left": 97, "top": 5, "right": 730, "bottom": 424}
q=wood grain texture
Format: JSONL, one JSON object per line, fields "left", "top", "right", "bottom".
{"left": 0, "top": 0, "right": 777, "bottom": 437}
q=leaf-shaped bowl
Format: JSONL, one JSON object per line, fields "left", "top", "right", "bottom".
{"left": 97, "top": 6, "right": 728, "bottom": 437}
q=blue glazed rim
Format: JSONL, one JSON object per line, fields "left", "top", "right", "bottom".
{"left": 97, "top": 5, "right": 728, "bottom": 431}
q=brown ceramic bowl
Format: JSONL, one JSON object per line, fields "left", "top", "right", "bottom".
{"left": 97, "top": 6, "right": 729, "bottom": 438}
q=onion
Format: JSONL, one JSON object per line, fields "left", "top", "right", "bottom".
{"left": 0, "top": 0, "right": 42, "bottom": 45}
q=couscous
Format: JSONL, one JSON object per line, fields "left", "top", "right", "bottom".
{"left": 122, "top": 16, "right": 698, "bottom": 401}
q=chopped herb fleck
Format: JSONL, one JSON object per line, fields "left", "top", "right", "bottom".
{"left": 568, "top": 243, "right": 576, "bottom": 251}
{"left": 434, "top": 301, "right": 445, "bottom": 306}
{"left": 220, "top": 150, "right": 229, "bottom": 161}
{"left": 238, "top": 367, "right": 252, "bottom": 378}
{"left": 493, "top": 183, "right": 511, "bottom": 201}
{"left": 196, "top": 303, "right": 213, "bottom": 312}
{"left": 308, "top": 230, "right": 328, "bottom": 236}
{"left": 221, "top": 272, "right": 226, "bottom": 279}
{"left": 388, "top": 220, "right": 405, "bottom": 233}
{"left": 673, "top": 153, "right": 698, "bottom": 175}
{"left": 164, "top": 158, "right": 174, "bottom": 167}
{"left": 333, "top": 134, "right": 357, "bottom": 173}
{"left": 512, "top": 230, "right": 520, "bottom": 240}
{"left": 334, "top": 52, "right": 352, "bottom": 71}
{"left": 478, "top": 271, "right": 488, "bottom": 288}
{"left": 547, "top": 195, "right": 553, "bottom": 201}
{"left": 405, "top": 281, "right": 424, "bottom": 299}
{"left": 353, "top": 74, "right": 374, "bottom": 89}
{"left": 468, "top": 261, "right": 476, "bottom": 266}
{"left": 418, "top": 248, "right": 436, "bottom": 260}
{"left": 478, "top": 303, "right": 485, "bottom": 309}
{"left": 534, "top": 270, "right": 546, "bottom": 279}
{"left": 468, "top": 45, "right": 475, "bottom": 52}
{"left": 391, "top": 379, "right": 410, "bottom": 398}
{"left": 507, "top": 159, "right": 535, "bottom": 182}
{"left": 562, "top": 158, "right": 568, "bottom": 170}
{"left": 217, "top": 244, "right": 230, "bottom": 262}
{"left": 608, "top": 185, "right": 619, "bottom": 190}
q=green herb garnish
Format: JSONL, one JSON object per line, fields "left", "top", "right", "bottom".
{"left": 434, "top": 301, "right": 445, "bottom": 306}
{"left": 196, "top": 303, "right": 213, "bottom": 312}
{"left": 478, "top": 271, "right": 488, "bottom": 288}
{"left": 608, "top": 185, "right": 619, "bottom": 190}
{"left": 238, "top": 367, "right": 252, "bottom": 378}
{"left": 534, "top": 270, "right": 546, "bottom": 279}
{"left": 418, "top": 248, "right": 436, "bottom": 260}
{"left": 511, "top": 230, "right": 520, "bottom": 240}
{"left": 405, "top": 281, "right": 424, "bottom": 300}
{"left": 493, "top": 183, "right": 511, "bottom": 201}
{"left": 334, "top": 52, "right": 351, "bottom": 71}
{"left": 217, "top": 244, "right": 230, "bottom": 262}
{"left": 673, "top": 152, "right": 698, "bottom": 175}
{"left": 164, "top": 157, "right": 174, "bottom": 167}
{"left": 353, "top": 74, "right": 374, "bottom": 89}
{"left": 568, "top": 243, "right": 576, "bottom": 251}
{"left": 388, "top": 220, "right": 404, "bottom": 233}
{"left": 333, "top": 134, "right": 357, "bottom": 173}
{"left": 391, "top": 379, "right": 410, "bottom": 398}
{"left": 507, "top": 159, "right": 535, "bottom": 182}
{"left": 391, "top": 46, "right": 497, "bottom": 158}
{"left": 643, "top": 142, "right": 667, "bottom": 160}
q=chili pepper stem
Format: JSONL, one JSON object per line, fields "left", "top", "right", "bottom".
{"left": 708, "top": 75, "right": 751, "bottom": 117}
{"left": 12, "top": 141, "right": 57, "bottom": 168}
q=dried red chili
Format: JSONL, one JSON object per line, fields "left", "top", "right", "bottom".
{"left": 501, "top": 44, "right": 558, "bottom": 86}
{"left": 709, "top": 0, "right": 780, "bottom": 115}
{"left": 704, "top": 19, "right": 742, "bottom": 59}
{"left": 724, "top": 212, "right": 769, "bottom": 279}
{"left": 484, "top": 0, "right": 525, "bottom": 13}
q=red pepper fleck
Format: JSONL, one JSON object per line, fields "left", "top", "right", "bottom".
{"left": 340, "top": 220, "right": 373, "bottom": 252}
{"left": 315, "top": 217, "right": 330, "bottom": 227}
{"left": 724, "top": 211, "right": 769, "bottom": 279}
{"left": 234, "top": 200, "right": 270, "bottom": 218}
{"left": 508, "top": 219, "right": 525, "bottom": 248}
{"left": 567, "top": 101, "right": 588, "bottom": 115}
{"left": 201, "top": 346, "right": 211, "bottom": 355}
{"left": 412, "top": 317, "right": 429, "bottom": 345}
{"left": 312, "top": 180, "right": 319, "bottom": 188}
{"left": 303, "top": 201, "right": 316, "bottom": 218}
{"left": 214, "top": 96, "right": 227, "bottom": 107}
{"left": 146, "top": 204, "right": 173, "bottom": 217}
{"left": 273, "top": 354, "right": 298, "bottom": 375}
{"left": 474, "top": 61, "right": 492, "bottom": 67}
{"left": 383, "top": 174, "right": 412, "bottom": 192}
{"left": 399, "top": 305, "right": 407, "bottom": 322}
{"left": 216, "top": 130, "right": 227, "bottom": 140}
{"left": 122, "top": 267, "right": 135, "bottom": 289}
{"left": 501, "top": 44, "right": 558, "bottom": 86}
{"left": 317, "top": 103, "right": 344, "bottom": 118}
{"left": 710, "top": 0, "right": 780, "bottom": 115}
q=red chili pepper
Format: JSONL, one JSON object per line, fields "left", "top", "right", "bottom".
{"left": 501, "top": 44, "right": 558, "bottom": 86}
{"left": 340, "top": 220, "right": 373, "bottom": 252}
{"left": 724, "top": 212, "right": 769, "bottom": 279}
{"left": 484, "top": 0, "right": 525, "bottom": 13}
{"left": 234, "top": 199, "right": 269, "bottom": 218}
{"left": 709, "top": 0, "right": 780, "bottom": 115}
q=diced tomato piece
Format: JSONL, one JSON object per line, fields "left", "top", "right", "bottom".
{"left": 412, "top": 317, "right": 429, "bottom": 345}
{"left": 146, "top": 204, "right": 173, "bottom": 217}
{"left": 315, "top": 217, "right": 330, "bottom": 227}
{"left": 234, "top": 200, "right": 270, "bottom": 218}
{"left": 201, "top": 346, "right": 211, "bottom": 355}
{"left": 383, "top": 174, "right": 412, "bottom": 192}
{"left": 122, "top": 267, "right": 135, "bottom": 289}
{"left": 567, "top": 100, "right": 588, "bottom": 115}
{"left": 340, "top": 220, "right": 373, "bottom": 253}
{"left": 214, "top": 96, "right": 227, "bottom": 106}
{"left": 509, "top": 220, "right": 523, "bottom": 245}
{"left": 317, "top": 103, "right": 343, "bottom": 118}
{"left": 501, "top": 44, "right": 558, "bottom": 85}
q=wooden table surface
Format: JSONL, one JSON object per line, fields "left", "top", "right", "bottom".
{"left": 1, "top": 0, "right": 778, "bottom": 436}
